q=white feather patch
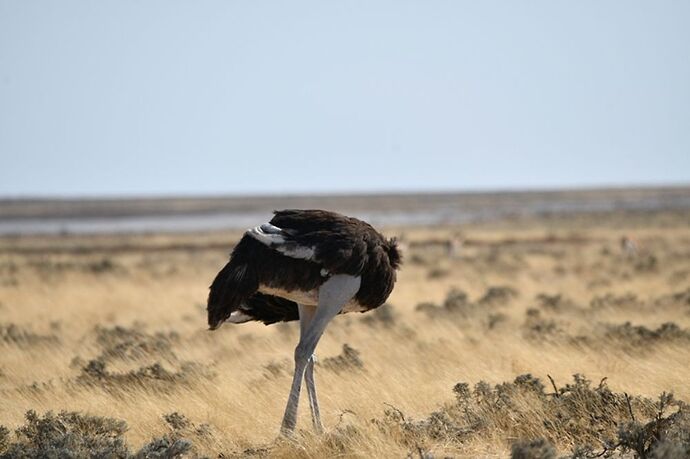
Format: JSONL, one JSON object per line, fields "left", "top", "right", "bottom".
{"left": 246, "top": 223, "right": 316, "bottom": 261}
{"left": 278, "top": 244, "right": 315, "bottom": 260}
{"left": 247, "top": 224, "right": 286, "bottom": 245}
{"left": 259, "top": 223, "right": 284, "bottom": 234}
{"left": 226, "top": 311, "right": 252, "bottom": 324}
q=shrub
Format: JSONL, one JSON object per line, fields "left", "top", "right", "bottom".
{"left": 2, "top": 410, "right": 128, "bottom": 458}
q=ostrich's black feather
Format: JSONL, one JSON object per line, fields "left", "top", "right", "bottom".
{"left": 207, "top": 209, "right": 402, "bottom": 329}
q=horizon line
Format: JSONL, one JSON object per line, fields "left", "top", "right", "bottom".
{"left": 2, "top": 181, "right": 690, "bottom": 202}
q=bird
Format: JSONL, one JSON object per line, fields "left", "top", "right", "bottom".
{"left": 206, "top": 209, "right": 402, "bottom": 435}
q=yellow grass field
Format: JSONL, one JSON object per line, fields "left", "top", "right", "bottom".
{"left": 1, "top": 209, "right": 689, "bottom": 457}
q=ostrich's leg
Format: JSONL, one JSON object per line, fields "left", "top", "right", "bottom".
{"left": 280, "top": 275, "right": 361, "bottom": 435}
{"left": 304, "top": 355, "right": 322, "bottom": 432}
{"left": 298, "top": 304, "right": 323, "bottom": 433}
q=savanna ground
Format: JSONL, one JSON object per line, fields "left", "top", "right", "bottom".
{"left": 0, "top": 207, "right": 689, "bottom": 458}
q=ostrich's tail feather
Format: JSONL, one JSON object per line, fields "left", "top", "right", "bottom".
{"left": 386, "top": 237, "right": 403, "bottom": 269}
{"left": 207, "top": 258, "right": 257, "bottom": 330}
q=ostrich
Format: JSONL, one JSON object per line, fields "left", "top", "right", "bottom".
{"left": 207, "top": 209, "right": 402, "bottom": 435}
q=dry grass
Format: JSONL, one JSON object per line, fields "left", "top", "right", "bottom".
{"left": 0, "top": 210, "right": 689, "bottom": 457}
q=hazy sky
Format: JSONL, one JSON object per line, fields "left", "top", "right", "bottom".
{"left": 1, "top": 1, "right": 689, "bottom": 197}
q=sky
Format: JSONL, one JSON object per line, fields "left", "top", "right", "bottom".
{"left": 0, "top": 1, "right": 689, "bottom": 197}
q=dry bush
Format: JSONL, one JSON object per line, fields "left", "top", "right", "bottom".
{"left": 466, "top": 249, "right": 527, "bottom": 276}
{"left": 85, "top": 258, "right": 121, "bottom": 274}
{"left": 655, "top": 287, "right": 690, "bottom": 309}
{"left": 263, "top": 359, "right": 289, "bottom": 379}
{"left": 93, "top": 325, "right": 180, "bottom": 363}
{"left": 321, "top": 344, "right": 364, "bottom": 374}
{"left": 615, "top": 393, "right": 690, "bottom": 458}
{"left": 522, "top": 308, "right": 690, "bottom": 351}
{"left": 408, "top": 253, "right": 429, "bottom": 266}
{"left": 0, "top": 411, "right": 200, "bottom": 458}
{"left": 590, "top": 292, "right": 643, "bottom": 311}
{"left": 478, "top": 286, "right": 518, "bottom": 307}
{"left": 140, "top": 411, "right": 216, "bottom": 457}
{"left": 26, "top": 257, "right": 124, "bottom": 276}
{"left": 0, "top": 323, "right": 59, "bottom": 348}
{"left": 416, "top": 286, "right": 515, "bottom": 328}
{"left": 0, "top": 410, "right": 129, "bottom": 458}
{"left": 416, "top": 290, "right": 462, "bottom": 315}
{"left": 426, "top": 266, "right": 450, "bottom": 279}
{"left": 415, "top": 287, "right": 518, "bottom": 333}
{"left": 62, "top": 324, "right": 216, "bottom": 394}
{"left": 510, "top": 438, "right": 557, "bottom": 459}
{"left": 372, "top": 374, "right": 689, "bottom": 458}
{"left": 360, "top": 303, "right": 397, "bottom": 328}
{"left": 78, "top": 359, "right": 212, "bottom": 393}
{"left": 668, "top": 269, "right": 690, "bottom": 285}
{"left": 135, "top": 436, "right": 192, "bottom": 458}
{"left": 633, "top": 254, "right": 658, "bottom": 273}
{"left": 535, "top": 293, "right": 579, "bottom": 313}
{"left": 604, "top": 322, "right": 690, "bottom": 347}
{"left": 0, "top": 425, "right": 10, "bottom": 454}
{"left": 522, "top": 309, "right": 561, "bottom": 341}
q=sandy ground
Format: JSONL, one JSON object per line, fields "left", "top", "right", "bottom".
{"left": 0, "top": 209, "right": 689, "bottom": 457}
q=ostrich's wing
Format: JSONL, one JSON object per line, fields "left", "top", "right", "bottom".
{"left": 248, "top": 210, "right": 370, "bottom": 276}
{"left": 247, "top": 223, "right": 316, "bottom": 260}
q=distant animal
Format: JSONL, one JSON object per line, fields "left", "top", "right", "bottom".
{"left": 620, "top": 235, "right": 641, "bottom": 257}
{"left": 446, "top": 233, "right": 464, "bottom": 259}
{"left": 207, "top": 209, "right": 402, "bottom": 435}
